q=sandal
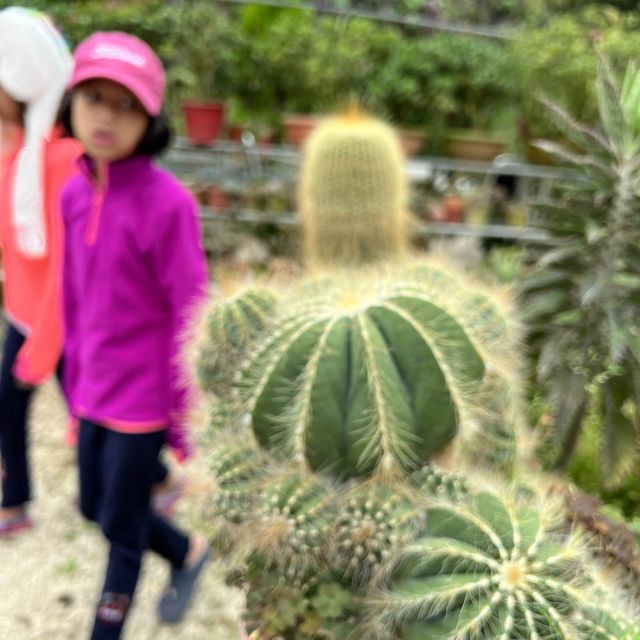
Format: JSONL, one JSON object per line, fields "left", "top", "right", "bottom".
{"left": 157, "top": 544, "right": 211, "bottom": 623}
{"left": 0, "top": 510, "right": 33, "bottom": 538}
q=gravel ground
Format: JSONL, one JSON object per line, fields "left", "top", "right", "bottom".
{"left": 0, "top": 381, "right": 246, "bottom": 639}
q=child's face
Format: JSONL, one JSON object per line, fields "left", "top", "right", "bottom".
{"left": 71, "top": 79, "right": 148, "bottom": 163}
{"left": 0, "top": 86, "right": 22, "bottom": 124}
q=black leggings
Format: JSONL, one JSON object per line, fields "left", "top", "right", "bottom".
{"left": 0, "top": 324, "right": 37, "bottom": 508}
{"left": 78, "top": 420, "right": 189, "bottom": 640}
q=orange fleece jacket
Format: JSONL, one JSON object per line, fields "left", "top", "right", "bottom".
{"left": 0, "top": 127, "right": 81, "bottom": 384}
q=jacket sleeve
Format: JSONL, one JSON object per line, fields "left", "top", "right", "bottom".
{"left": 153, "top": 192, "right": 208, "bottom": 462}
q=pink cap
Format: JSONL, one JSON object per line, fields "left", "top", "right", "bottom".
{"left": 70, "top": 32, "right": 165, "bottom": 116}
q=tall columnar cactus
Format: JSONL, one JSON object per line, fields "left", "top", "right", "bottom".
{"left": 373, "top": 490, "right": 638, "bottom": 639}
{"left": 299, "top": 108, "right": 410, "bottom": 271}
{"left": 194, "top": 285, "right": 277, "bottom": 396}
{"left": 239, "top": 261, "right": 522, "bottom": 479}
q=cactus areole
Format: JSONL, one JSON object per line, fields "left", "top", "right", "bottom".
{"left": 241, "top": 275, "right": 486, "bottom": 479}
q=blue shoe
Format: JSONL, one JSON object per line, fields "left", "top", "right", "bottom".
{"left": 157, "top": 544, "right": 211, "bottom": 623}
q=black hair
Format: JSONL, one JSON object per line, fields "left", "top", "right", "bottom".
{"left": 57, "top": 90, "right": 172, "bottom": 157}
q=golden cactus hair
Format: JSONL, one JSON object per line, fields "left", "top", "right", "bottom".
{"left": 298, "top": 105, "right": 411, "bottom": 272}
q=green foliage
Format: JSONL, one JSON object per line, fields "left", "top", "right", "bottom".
{"left": 230, "top": 11, "right": 391, "bottom": 119}
{"left": 512, "top": 7, "right": 640, "bottom": 139}
{"left": 375, "top": 489, "right": 639, "bottom": 639}
{"left": 480, "top": 247, "right": 525, "bottom": 286}
{"left": 566, "top": 403, "right": 640, "bottom": 521}
{"left": 242, "top": 566, "right": 360, "bottom": 639}
{"left": 368, "top": 33, "right": 518, "bottom": 131}
{"left": 521, "top": 59, "right": 640, "bottom": 485}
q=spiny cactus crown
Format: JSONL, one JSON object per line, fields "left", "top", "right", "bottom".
{"left": 239, "top": 260, "right": 521, "bottom": 479}
{"left": 375, "top": 490, "right": 637, "bottom": 640}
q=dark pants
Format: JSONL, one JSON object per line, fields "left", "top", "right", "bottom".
{"left": 0, "top": 324, "right": 36, "bottom": 508}
{"left": 0, "top": 323, "right": 169, "bottom": 511}
{"left": 78, "top": 419, "right": 190, "bottom": 640}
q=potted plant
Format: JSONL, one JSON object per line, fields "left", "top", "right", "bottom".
{"left": 164, "top": 3, "right": 240, "bottom": 144}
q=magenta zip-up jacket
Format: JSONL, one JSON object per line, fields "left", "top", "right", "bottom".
{"left": 61, "top": 154, "right": 208, "bottom": 461}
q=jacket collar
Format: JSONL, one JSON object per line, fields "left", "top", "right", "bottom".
{"left": 77, "top": 154, "right": 152, "bottom": 189}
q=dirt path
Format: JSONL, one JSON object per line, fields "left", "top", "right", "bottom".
{"left": 0, "top": 382, "right": 246, "bottom": 639}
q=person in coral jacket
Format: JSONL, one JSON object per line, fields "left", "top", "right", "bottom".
{"left": 0, "top": 7, "right": 82, "bottom": 537}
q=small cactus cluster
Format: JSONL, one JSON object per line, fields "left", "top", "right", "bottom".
{"left": 411, "top": 464, "right": 469, "bottom": 502}
{"left": 252, "top": 473, "right": 334, "bottom": 582}
{"left": 375, "top": 490, "right": 639, "bottom": 639}
{"left": 333, "top": 484, "right": 422, "bottom": 584}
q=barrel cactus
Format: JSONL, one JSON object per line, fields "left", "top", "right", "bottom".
{"left": 195, "top": 285, "right": 277, "bottom": 395}
{"left": 373, "top": 489, "right": 637, "bottom": 639}
{"left": 299, "top": 107, "right": 410, "bottom": 271}
{"left": 239, "top": 263, "right": 522, "bottom": 479}
{"left": 209, "top": 442, "right": 264, "bottom": 525}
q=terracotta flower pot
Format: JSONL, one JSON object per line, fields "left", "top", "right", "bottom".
{"left": 205, "top": 185, "right": 231, "bottom": 211}
{"left": 283, "top": 114, "right": 317, "bottom": 148}
{"left": 397, "top": 128, "right": 427, "bottom": 157}
{"left": 445, "top": 129, "right": 508, "bottom": 162}
{"left": 441, "top": 195, "right": 466, "bottom": 223}
{"left": 182, "top": 100, "right": 225, "bottom": 146}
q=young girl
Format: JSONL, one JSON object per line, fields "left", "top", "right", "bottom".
{"left": 61, "top": 32, "right": 210, "bottom": 638}
{"left": 0, "top": 7, "right": 81, "bottom": 536}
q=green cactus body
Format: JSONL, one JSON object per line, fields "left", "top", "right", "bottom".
{"left": 334, "top": 484, "right": 423, "bottom": 584}
{"left": 240, "top": 263, "right": 520, "bottom": 479}
{"left": 411, "top": 465, "right": 469, "bottom": 502}
{"left": 376, "top": 491, "right": 635, "bottom": 640}
{"left": 299, "top": 110, "right": 409, "bottom": 271}
{"left": 196, "top": 286, "right": 277, "bottom": 395}
{"left": 210, "top": 443, "right": 263, "bottom": 524}
{"left": 255, "top": 473, "right": 335, "bottom": 581}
